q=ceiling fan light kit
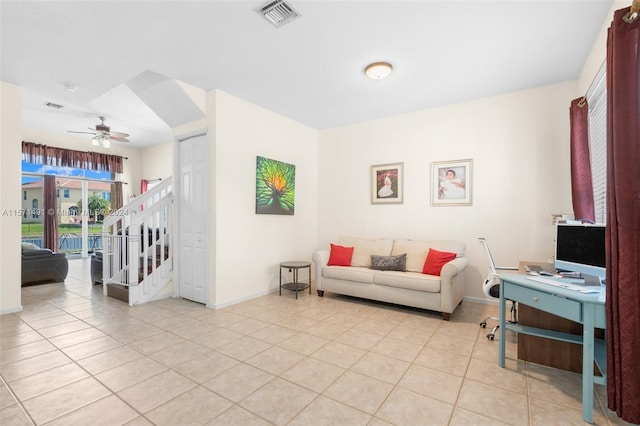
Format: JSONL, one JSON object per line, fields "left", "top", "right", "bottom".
{"left": 67, "top": 116, "right": 130, "bottom": 148}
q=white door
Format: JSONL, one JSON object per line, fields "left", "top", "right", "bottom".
{"left": 178, "top": 133, "right": 209, "bottom": 304}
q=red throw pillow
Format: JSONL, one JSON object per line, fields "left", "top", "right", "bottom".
{"left": 327, "top": 243, "right": 354, "bottom": 266}
{"left": 422, "top": 248, "right": 457, "bottom": 276}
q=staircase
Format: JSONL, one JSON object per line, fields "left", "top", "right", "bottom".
{"left": 101, "top": 178, "right": 173, "bottom": 306}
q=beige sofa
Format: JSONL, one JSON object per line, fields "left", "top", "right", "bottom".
{"left": 312, "top": 237, "right": 468, "bottom": 320}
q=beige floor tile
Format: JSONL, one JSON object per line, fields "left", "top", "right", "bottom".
{"left": 45, "top": 394, "right": 139, "bottom": 426}
{"left": 281, "top": 357, "right": 345, "bottom": 393}
{"left": 0, "top": 339, "right": 58, "bottom": 366}
{"left": 22, "top": 313, "right": 77, "bottom": 330}
{"left": 240, "top": 378, "right": 317, "bottom": 425}
{"left": 37, "top": 319, "right": 92, "bottom": 339}
{"left": 95, "top": 356, "right": 167, "bottom": 392}
{"left": 397, "top": 363, "right": 463, "bottom": 404}
{"left": 245, "top": 345, "right": 305, "bottom": 375}
{"left": 202, "top": 312, "right": 246, "bottom": 328}
{"left": 0, "top": 322, "right": 33, "bottom": 338}
{"left": 275, "top": 315, "right": 318, "bottom": 332}
{"left": 386, "top": 324, "right": 434, "bottom": 345}
{"left": 529, "top": 396, "right": 609, "bottom": 426}
{"left": 414, "top": 346, "right": 470, "bottom": 377}
{"left": 377, "top": 387, "right": 453, "bottom": 426}
{"left": 9, "top": 362, "right": 89, "bottom": 401}
{"left": 351, "top": 351, "right": 410, "bottom": 384}
{"left": 169, "top": 323, "right": 218, "bottom": 339}
{"left": 323, "top": 371, "right": 393, "bottom": 415}
{"left": 0, "top": 383, "right": 17, "bottom": 409}
{"left": 334, "top": 329, "right": 384, "bottom": 351}
{"left": 224, "top": 317, "right": 270, "bottom": 335}
{"left": 425, "top": 333, "right": 476, "bottom": 357}
{"left": 174, "top": 350, "right": 239, "bottom": 383}
{"left": 289, "top": 395, "right": 371, "bottom": 425}
{"left": 47, "top": 327, "right": 106, "bottom": 349}
{"left": 0, "top": 350, "right": 72, "bottom": 382}
{"left": 117, "top": 369, "right": 196, "bottom": 414}
{"left": 278, "top": 332, "right": 329, "bottom": 356}
{"left": 191, "top": 328, "right": 243, "bottom": 349}
{"left": 456, "top": 379, "right": 528, "bottom": 425}
{"left": 466, "top": 357, "right": 527, "bottom": 395}
{"left": 76, "top": 345, "right": 143, "bottom": 375}
{"left": 449, "top": 407, "right": 511, "bottom": 426}
{"left": 148, "top": 340, "right": 210, "bottom": 368}
{"left": 370, "top": 336, "right": 423, "bottom": 362}
{"left": 146, "top": 386, "right": 233, "bottom": 426}
{"left": 0, "top": 402, "right": 32, "bottom": 426}
{"left": 127, "top": 331, "right": 185, "bottom": 355}
{"left": 21, "top": 376, "right": 111, "bottom": 425}
{"left": 248, "top": 324, "right": 298, "bottom": 345}
{"left": 434, "top": 319, "right": 483, "bottom": 341}
{"left": 1, "top": 330, "right": 44, "bottom": 350}
{"left": 310, "top": 341, "right": 366, "bottom": 369}
{"left": 61, "top": 335, "right": 124, "bottom": 360}
{"left": 203, "top": 363, "right": 274, "bottom": 402}
{"left": 215, "top": 336, "right": 271, "bottom": 361}
{"left": 526, "top": 362, "right": 583, "bottom": 411}
{"left": 303, "top": 321, "right": 348, "bottom": 340}
{"left": 206, "top": 405, "right": 272, "bottom": 426}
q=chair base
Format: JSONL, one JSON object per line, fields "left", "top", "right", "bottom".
{"left": 480, "top": 300, "right": 517, "bottom": 341}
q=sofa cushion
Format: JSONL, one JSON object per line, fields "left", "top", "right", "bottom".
{"left": 21, "top": 242, "right": 40, "bottom": 252}
{"left": 328, "top": 243, "right": 354, "bottom": 266}
{"left": 371, "top": 254, "right": 407, "bottom": 271}
{"left": 323, "top": 266, "right": 375, "bottom": 284}
{"left": 391, "top": 239, "right": 465, "bottom": 273}
{"left": 373, "top": 270, "right": 441, "bottom": 293}
{"left": 422, "top": 248, "right": 457, "bottom": 276}
{"left": 338, "top": 237, "right": 394, "bottom": 268}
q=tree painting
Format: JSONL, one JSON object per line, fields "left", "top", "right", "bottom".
{"left": 256, "top": 156, "right": 295, "bottom": 215}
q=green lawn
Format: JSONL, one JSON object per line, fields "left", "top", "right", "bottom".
{"left": 22, "top": 223, "right": 103, "bottom": 236}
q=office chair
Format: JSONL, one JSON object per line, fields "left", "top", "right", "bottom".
{"left": 478, "top": 237, "right": 518, "bottom": 340}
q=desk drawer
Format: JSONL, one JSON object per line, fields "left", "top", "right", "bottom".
{"left": 504, "top": 285, "right": 582, "bottom": 323}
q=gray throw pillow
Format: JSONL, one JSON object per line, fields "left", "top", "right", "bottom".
{"left": 371, "top": 253, "right": 407, "bottom": 272}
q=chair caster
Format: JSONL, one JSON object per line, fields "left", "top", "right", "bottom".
{"left": 487, "top": 333, "right": 495, "bottom": 341}
{"left": 479, "top": 321, "right": 487, "bottom": 328}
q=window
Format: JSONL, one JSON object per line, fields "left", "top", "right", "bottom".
{"left": 31, "top": 199, "right": 39, "bottom": 218}
{"left": 68, "top": 206, "right": 79, "bottom": 216}
{"left": 586, "top": 63, "right": 607, "bottom": 224}
{"left": 23, "top": 190, "right": 26, "bottom": 201}
{"left": 63, "top": 189, "right": 70, "bottom": 198}
{"left": 101, "top": 191, "right": 111, "bottom": 202}
{"left": 56, "top": 189, "right": 60, "bottom": 198}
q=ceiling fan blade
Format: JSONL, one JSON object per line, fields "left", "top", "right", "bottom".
{"left": 108, "top": 135, "right": 129, "bottom": 142}
{"left": 109, "top": 131, "right": 130, "bottom": 138}
{"left": 68, "top": 131, "right": 96, "bottom": 135}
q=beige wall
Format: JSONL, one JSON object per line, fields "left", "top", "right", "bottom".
{"left": 317, "top": 81, "right": 578, "bottom": 302}
{"left": 140, "top": 142, "right": 173, "bottom": 194}
{"left": 0, "top": 82, "right": 23, "bottom": 314}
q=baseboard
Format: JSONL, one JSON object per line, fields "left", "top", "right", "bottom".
{"left": 464, "top": 296, "right": 498, "bottom": 306}
{"left": 0, "top": 305, "right": 24, "bottom": 315}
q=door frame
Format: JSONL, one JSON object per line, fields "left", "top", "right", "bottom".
{"left": 173, "top": 129, "right": 210, "bottom": 304}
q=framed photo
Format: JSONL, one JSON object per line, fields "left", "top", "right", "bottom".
{"left": 431, "top": 159, "right": 472, "bottom": 206}
{"left": 371, "top": 162, "right": 403, "bottom": 204}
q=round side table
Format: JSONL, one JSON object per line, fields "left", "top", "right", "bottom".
{"left": 279, "top": 261, "right": 311, "bottom": 299}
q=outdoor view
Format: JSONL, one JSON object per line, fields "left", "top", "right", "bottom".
{"left": 22, "top": 160, "right": 113, "bottom": 257}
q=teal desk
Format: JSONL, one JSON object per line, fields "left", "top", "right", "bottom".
{"left": 498, "top": 273, "right": 606, "bottom": 424}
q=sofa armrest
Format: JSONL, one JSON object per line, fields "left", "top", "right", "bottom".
{"left": 439, "top": 257, "right": 469, "bottom": 315}
{"left": 312, "top": 249, "right": 330, "bottom": 290}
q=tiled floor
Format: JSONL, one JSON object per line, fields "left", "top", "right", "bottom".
{"left": 0, "top": 259, "right": 630, "bottom": 425}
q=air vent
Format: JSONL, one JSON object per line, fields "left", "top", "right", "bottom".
{"left": 257, "top": 0, "right": 301, "bottom": 28}
{"left": 44, "top": 102, "right": 64, "bottom": 109}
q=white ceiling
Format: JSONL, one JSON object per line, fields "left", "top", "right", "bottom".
{"left": 1, "top": 0, "right": 613, "bottom": 148}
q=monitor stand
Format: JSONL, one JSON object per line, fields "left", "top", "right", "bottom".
{"left": 581, "top": 274, "right": 603, "bottom": 286}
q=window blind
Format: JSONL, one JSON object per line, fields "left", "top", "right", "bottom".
{"left": 586, "top": 63, "right": 607, "bottom": 224}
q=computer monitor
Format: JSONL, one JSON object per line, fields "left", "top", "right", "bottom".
{"left": 554, "top": 223, "right": 606, "bottom": 284}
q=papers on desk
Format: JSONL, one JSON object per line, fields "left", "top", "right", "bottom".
{"left": 525, "top": 276, "right": 601, "bottom": 293}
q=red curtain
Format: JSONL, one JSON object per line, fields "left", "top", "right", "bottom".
{"left": 605, "top": 6, "right": 640, "bottom": 423}
{"left": 569, "top": 97, "right": 596, "bottom": 223}
{"left": 42, "top": 175, "right": 58, "bottom": 252}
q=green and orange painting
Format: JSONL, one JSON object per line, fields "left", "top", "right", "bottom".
{"left": 255, "top": 156, "right": 295, "bottom": 215}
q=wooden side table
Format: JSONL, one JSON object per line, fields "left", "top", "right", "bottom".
{"left": 279, "top": 261, "right": 311, "bottom": 299}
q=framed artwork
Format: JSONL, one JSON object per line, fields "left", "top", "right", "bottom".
{"left": 371, "top": 162, "right": 403, "bottom": 204}
{"left": 431, "top": 159, "right": 472, "bottom": 206}
{"left": 256, "top": 156, "right": 295, "bottom": 215}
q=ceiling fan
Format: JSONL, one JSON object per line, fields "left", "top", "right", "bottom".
{"left": 68, "top": 116, "right": 130, "bottom": 148}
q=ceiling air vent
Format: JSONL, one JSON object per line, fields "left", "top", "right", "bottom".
{"left": 257, "top": 0, "right": 301, "bottom": 28}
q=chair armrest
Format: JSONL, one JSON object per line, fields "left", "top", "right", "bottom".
{"left": 440, "top": 257, "right": 469, "bottom": 279}
{"left": 312, "top": 250, "right": 330, "bottom": 290}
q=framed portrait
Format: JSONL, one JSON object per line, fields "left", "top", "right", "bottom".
{"left": 431, "top": 159, "right": 472, "bottom": 206}
{"left": 371, "top": 162, "right": 403, "bottom": 204}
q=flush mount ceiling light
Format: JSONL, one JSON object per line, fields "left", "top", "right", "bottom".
{"left": 364, "top": 61, "right": 393, "bottom": 80}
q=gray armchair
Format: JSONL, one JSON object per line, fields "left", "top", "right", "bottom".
{"left": 21, "top": 247, "right": 69, "bottom": 286}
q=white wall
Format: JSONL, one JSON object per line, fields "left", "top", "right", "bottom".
{"left": 141, "top": 142, "right": 173, "bottom": 190}
{"left": 0, "top": 82, "right": 23, "bottom": 314}
{"left": 213, "top": 90, "right": 319, "bottom": 307}
{"left": 317, "top": 81, "right": 577, "bottom": 301}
